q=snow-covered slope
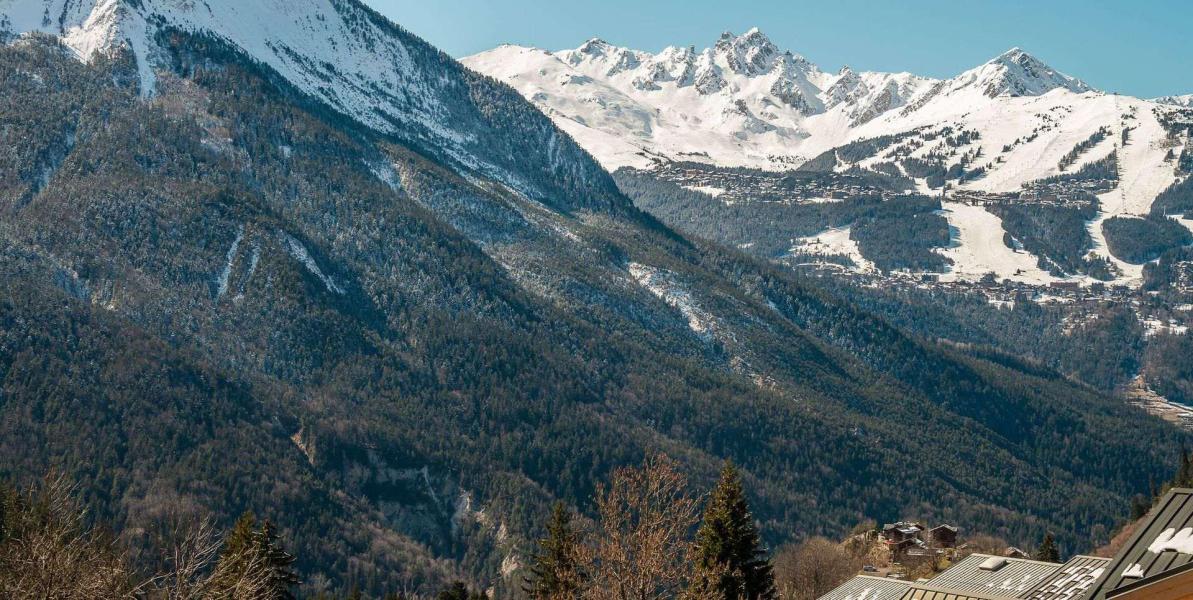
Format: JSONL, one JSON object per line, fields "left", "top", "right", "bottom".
{"left": 462, "top": 32, "right": 1112, "bottom": 172}
{"left": 464, "top": 32, "right": 1185, "bottom": 193}
{"left": 0, "top": 0, "right": 620, "bottom": 208}
{"left": 465, "top": 31, "right": 1193, "bottom": 286}
{"left": 3, "top": 0, "right": 448, "bottom": 131}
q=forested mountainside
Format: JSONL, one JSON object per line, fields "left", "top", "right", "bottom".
{"left": 0, "top": 1, "right": 1186, "bottom": 596}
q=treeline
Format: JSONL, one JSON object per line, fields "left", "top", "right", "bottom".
{"left": 1144, "top": 246, "right": 1193, "bottom": 299}
{"left": 1, "top": 459, "right": 809, "bottom": 600}
{"left": 0, "top": 475, "right": 300, "bottom": 599}
{"left": 1035, "top": 153, "right": 1119, "bottom": 187}
{"left": 850, "top": 200, "right": 951, "bottom": 272}
{"left": 800, "top": 274, "right": 1147, "bottom": 391}
{"left": 1151, "top": 176, "right": 1193, "bottom": 218}
{"left": 1144, "top": 333, "right": 1193, "bottom": 407}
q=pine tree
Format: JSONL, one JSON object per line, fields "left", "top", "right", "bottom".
{"left": 225, "top": 512, "right": 258, "bottom": 558}
{"left": 252, "top": 520, "right": 301, "bottom": 600}
{"left": 438, "top": 582, "right": 470, "bottom": 600}
{"left": 524, "top": 502, "right": 583, "bottom": 600}
{"left": 690, "top": 462, "right": 776, "bottom": 600}
{"left": 437, "top": 582, "right": 487, "bottom": 600}
{"left": 1034, "top": 533, "right": 1060, "bottom": 563}
{"left": 1177, "top": 446, "right": 1193, "bottom": 489}
{"left": 212, "top": 511, "right": 259, "bottom": 594}
{"left": 1130, "top": 494, "right": 1150, "bottom": 521}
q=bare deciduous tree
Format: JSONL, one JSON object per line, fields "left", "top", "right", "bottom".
{"left": 0, "top": 473, "right": 138, "bottom": 599}
{"left": 773, "top": 537, "right": 860, "bottom": 600}
{"left": 581, "top": 455, "right": 702, "bottom": 600}
{"left": 0, "top": 475, "right": 279, "bottom": 600}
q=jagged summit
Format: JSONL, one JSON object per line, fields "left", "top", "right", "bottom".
{"left": 949, "top": 46, "right": 1092, "bottom": 98}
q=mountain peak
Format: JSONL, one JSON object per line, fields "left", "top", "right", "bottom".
{"left": 716, "top": 27, "right": 776, "bottom": 50}
{"left": 579, "top": 37, "right": 611, "bottom": 53}
{"left": 741, "top": 27, "right": 771, "bottom": 43}
{"left": 713, "top": 27, "right": 783, "bottom": 76}
{"left": 951, "top": 46, "right": 1091, "bottom": 98}
{"left": 997, "top": 46, "right": 1028, "bottom": 59}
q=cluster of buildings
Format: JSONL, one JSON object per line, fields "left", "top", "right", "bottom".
{"left": 948, "top": 181, "right": 1107, "bottom": 210}
{"left": 821, "top": 488, "right": 1193, "bottom": 600}
{"left": 881, "top": 521, "right": 959, "bottom": 557}
{"left": 650, "top": 163, "right": 893, "bottom": 204}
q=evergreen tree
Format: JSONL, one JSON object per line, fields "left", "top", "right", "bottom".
{"left": 437, "top": 582, "right": 487, "bottom": 600}
{"left": 213, "top": 511, "right": 259, "bottom": 593}
{"left": 225, "top": 512, "right": 258, "bottom": 558}
{"left": 1034, "top": 533, "right": 1060, "bottom": 563}
{"left": 690, "top": 463, "right": 776, "bottom": 600}
{"left": 251, "top": 520, "right": 301, "bottom": 600}
{"left": 1177, "top": 446, "right": 1193, "bottom": 489}
{"left": 524, "top": 502, "right": 583, "bottom": 600}
{"left": 1130, "top": 494, "right": 1150, "bottom": 522}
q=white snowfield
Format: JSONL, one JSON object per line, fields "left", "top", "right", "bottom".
{"left": 465, "top": 30, "right": 1193, "bottom": 287}
{"left": 934, "top": 202, "right": 1056, "bottom": 285}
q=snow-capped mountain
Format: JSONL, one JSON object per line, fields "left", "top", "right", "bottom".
{"left": 0, "top": 0, "right": 618, "bottom": 209}
{"left": 465, "top": 31, "right": 1193, "bottom": 287}
{"left": 462, "top": 31, "right": 1117, "bottom": 172}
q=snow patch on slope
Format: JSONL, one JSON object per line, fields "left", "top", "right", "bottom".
{"left": 214, "top": 225, "right": 244, "bottom": 300}
{"left": 628, "top": 262, "right": 716, "bottom": 339}
{"left": 788, "top": 227, "right": 874, "bottom": 273}
{"left": 281, "top": 232, "right": 345, "bottom": 295}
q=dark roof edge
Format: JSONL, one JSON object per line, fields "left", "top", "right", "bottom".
{"left": 1085, "top": 488, "right": 1193, "bottom": 599}
{"left": 1106, "top": 558, "right": 1193, "bottom": 598}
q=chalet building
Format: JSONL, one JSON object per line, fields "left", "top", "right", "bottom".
{"left": 1005, "top": 547, "right": 1031, "bottom": 559}
{"left": 928, "top": 524, "right": 958, "bottom": 549}
{"left": 883, "top": 522, "right": 925, "bottom": 544}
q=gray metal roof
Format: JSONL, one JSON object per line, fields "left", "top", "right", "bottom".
{"left": 818, "top": 575, "right": 912, "bottom": 600}
{"left": 899, "top": 582, "right": 1019, "bottom": 600}
{"left": 923, "top": 554, "right": 1061, "bottom": 597}
{"left": 1019, "top": 555, "right": 1110, "bottom": 600}
{"left": 1083, "top": 488, "right": 1193, "bottom": 600}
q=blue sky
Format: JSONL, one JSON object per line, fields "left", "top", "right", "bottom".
{"left": 363, "top": 0, "right": 1191, "bottom": 98}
